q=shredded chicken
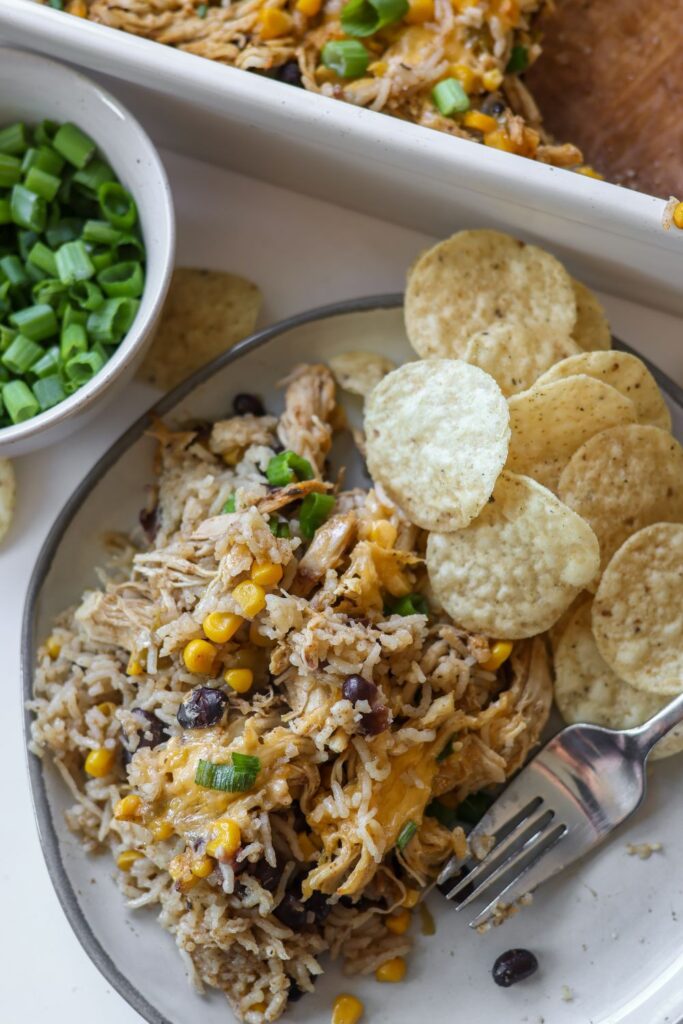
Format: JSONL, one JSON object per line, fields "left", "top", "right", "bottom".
{"left": 277, "top": 364, "right": 337, "bottom": 476}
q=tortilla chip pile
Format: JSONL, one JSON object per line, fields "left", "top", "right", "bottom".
{"left": 357, "top": 229, "right": 683, "bottom": 757}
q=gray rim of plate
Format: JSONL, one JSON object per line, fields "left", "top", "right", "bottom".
{"left": 20, "top": 292, "right": 683, "bottom": 1024}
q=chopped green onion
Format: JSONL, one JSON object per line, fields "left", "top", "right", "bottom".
{"left": 55, "top": 239, "right": 95, "bottom": 285}
{"left": 31, "top": 345, "right": 61, "bottom": 379}
{"left": 97, "top": 260, "right": 144, "bottom": 298}
{"left": 197, "top": 2, "right": 208, "bottom": 14}
{"left": 10, "top": 184, "right": 47, "bottom": 232}
{"left": 65, "top": 349, "right": 104, "bottom": 385}
{"left": 24, "top": 166, "right": 61, "bottom": 202}
{"left": 299, "top": 491, "right": 335, "bottom": 539}
{"left": 2, "top": 379, "right": 39, "bottom": 422}
{"left": 48, "top": 0, "right": 64, "bottom": 8}
{"left": 87, "top": 297, "right": 139, "bottom": 343}
{"left": 9, "top": 303, "right": 57, "bottom": 341}
{"left": 222, "top": 495, "right": 236, "bottom": 513}
{"left": 53, "top": 122, "right": 96, "bottom": 169}
{"left": 21, "top": 146, "right": 65, "bottom": 177}
{"left": 268, "top": 515, "right": 291, "bottom": 538}
{"left": 396, "top": 819, "right": 417, "bottom": 851}
{"left": 340, "top": 0, "right": 408, "bottom": 36}
{"left": 2, "top": 334, "right": 43, "bottom": 375}
{"left": 46, "top": 217, "right": 83, "bottom": 248}
{"left": 25, "top": 262, "right": 48, "bottom": 286}
{"left": 425, "top": 799, "right": 458, "bottom": 830}
{"left": 195, "top": 753, "right": 260, "bottom": 792}
{"left": 63, "top": 304, "right": 88, "bottom": 329}
{"left": 82, "top": 219, "right": 123, "bottom": 245}
{"left": 320, "top": 39, "right": 369, "bottom": 78}
{"left": 98, "top": 181, "right": 138, "bottom": 230}
{"left": 0, "top": 199, "right": 11, "bottom": 225}
{"left": 436, "top": 735, "right": 455, "bottom": 763}
{"left": 69, "top": 280, "right": 103, "bottom": 310}
{"left": 72, "top": 158, "right": 116, "bottom": 195}
{"left": 87, "top": 246, "right": 114, "bottom": 273}
{"left": 0, "top": 123, "right": 29, "bottom": 156}
{"left": 0, "top": 254, "right": 29, "bottom": 287}
{"left": 388, "top": 593, "right": 429, "bottom": 617}
{"left": 0, "top": 325, "right": 16, "bottom": 351}
{"left": 34, "top": 120, "right": 59, "bottom": 147}
{"left": 266, "top": 450, "right": 315, "bottom": 486}
{"left": 231, "top": 752, "right": 261, "bottom": 773}
{"left": 506, "top": 44, "right": 529, "bottom": 73}
{"left": 17, "top": 229, "right": 39, "bottom": 262}
{"left": 33, "top": 374, "right": 66, "bottom": 411}
{"left": 456, "top": 792, "right": 494, "bottom": 825}
{"left": 32, "top": 278, "right": 67, "bottom": 309}
{"left": 28, "top": 241, "right": 58, "bottom": 278}
{"left": 0, "top": 153, "right": 21, "bottom": 188}
{"left": 61, "top": 322, "right": 88, "bottom": 361}
{"left": 432, "top": 77, "right": 470, "bottom": 116}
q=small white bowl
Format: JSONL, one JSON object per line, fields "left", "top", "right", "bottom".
{"left": 0, "top": 47, "right": 175, "bottom": 458}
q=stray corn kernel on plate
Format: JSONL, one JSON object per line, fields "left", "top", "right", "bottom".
{"left": 25, "top": 231, "right": 683, "bottom": 1024}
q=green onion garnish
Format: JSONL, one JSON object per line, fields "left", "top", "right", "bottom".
{"left": 0, "top": 198, "right": 11, "bottom": 225}
{"left": 24, "top": 166, "right": 61, "bottom": 202}
{"left": 28, "top": 241, "right": 58, "bottom": 278}
{"left": 2, "top": 379, "right": 39, "bottom": 423}
{"left": 22, "top": 146, "right": 64, "bottom": 177}
{"left": 341, "top": 0, "right": 408, "bottom": 35}
{"left": 197, "top": 2, "right": 208, "bottom": 14}
{"left": 0, "top": 123, "right": 29, "bottom": 157}
{"left": 321, "top": 39, "right": 370, "bottom": 78}
{"left": 33, "top": 373, "right": 66, "bottom": 411}
{"left": 266, "top": 449, "right": 315, "bottom": 486}
{"left": 53, "top": 122, "right": 96, "bottom": 169}
{"left": 0, "top": 154, "right": 22, "bottom": 189}
{"left": 2, "top": 334, "right": 42, "bottom": 375}
{"left": 87, "top": 297, "right": 139, "bottom": 343}
{"left": 31, "top": 345, "right": 61, "bottom": 379}
{"left": 195, "top": 752, "right": 261, "bottom": 793}
{"left": 65, "top": 349, "right": 105, "bottom": 385}
{"left": 0, "top": 254, "right": 29, "bottom": 287}
{"left": 506, "top": 44, "right": 529, "bottom": 73}
{"left": 10, "top": 184, "right": 47, "bottom": 232}
{"left": 9, "top": 303, "right": 57, "bottom": 342}
{"left": 432, "top": 77, "right": 470, "bottom": 116}
{"left": 82, "top": 219, "right": 123, "bottom": 245}
{"left": 97, "top": 260, "right": 144, "bottom": 298}
{"left": 387, "top": 593, "right": 429, "bottom": 617}
{"left": 55, "top": 239, "right": 95, "bottom": 285}
{"left": 72, "top": 158, "right": 116, "bottom": 196}
{"left": 60, "top": 322, "right": 88, "bottom": 362}
{"left": 299, "top": 492, "right": 335, "bottom": 539}
{"left": 98, "top": 181, "right": 138, "bottom": 230}
{"left": 222, "top": 495, "right": 236, "bottom": 513}
{"left": 397, "top": 819, "right": 417, "bottom": 851}
{"left": 268, "top": 515, "right": 291, "bottom": 538}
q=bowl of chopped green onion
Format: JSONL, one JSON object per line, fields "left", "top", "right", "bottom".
{"left": 0, "top": 48, "right": 175, "bottom": 456}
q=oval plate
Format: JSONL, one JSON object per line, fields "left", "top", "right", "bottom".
{"left": 22, "top": 297, "right": 683, "bottom": 1024}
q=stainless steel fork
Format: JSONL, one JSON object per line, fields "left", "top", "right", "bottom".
{"left": 439, "top": 690, "right": 683, "bottom": 929}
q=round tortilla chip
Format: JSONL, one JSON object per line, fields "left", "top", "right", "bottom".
{"left": 592, "top": 523, "right": 683, "bottom": 695}
{"left": 463, "top": 322, "right": 581, "bottom": 397}
{"left": 534, "top": 350, "right": 671, "bottom": 431}
{"left": 329, "top": 351, "right": 395, "bottom": 398}
{"left": 558, "top": 424, "right": 683, "bottom": 582}
{"left": 0, "top": 459, "right": 15, "bottom": 544}
{"left": 364, "top": 360, "right": 510, "bottom": 531}
{"left": 426, "top": 471, "right": 600, "bottom": 639}
{"left": 507, "top": 375, "right": 637, "bottom": 492}
{"left": 554, "top": 600, "right": 683, "bottom": 760}
{"left": 570, "top": 279, "right": 612, "bottom": 351}
{"left": 405, "top": 230, "right": 576, "bottom": 359}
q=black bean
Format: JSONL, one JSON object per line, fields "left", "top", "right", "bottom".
{"left": 287, "top": 979, "right": 307, "bottom": 1003}
{"left": 233, "top": 392, "right": 265, "bottom": 416}
{"left": 177, "top": 686, "right": 228, "bottom": 729}
{"left": 306, "top": 890, "right": 332, "bottom": 923}
{"left": 342, "top": 674, "right": 378, "bottom": 705}
{"left": 480, "top": 96, "right": 506, "bottom": 116}
{"left": 360, "top": 704, "right": 391, "bottom": 736}
{"left": 274, "top": 893, "right": 309, "bottom": 929}
{"left": 121, "top": 708, "right": 169, "bottom": 764}
{"left": 251, "top": 858, "right": 281, "bottom": 893}
{"left": 273, "top": 60, "right": 303, "bottom": 88}
{"left": 492, "top": 949, "right": 539, "bottom": 987}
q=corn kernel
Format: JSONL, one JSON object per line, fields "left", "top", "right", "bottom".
{"left": 203, "top": 611, "right": 244, "bottom": 644}
{"left": 258, "top": 7, "right": 293, "bottom": 38}
{"left": 251, "top": 561, "right": 284, "bottom": 588}
{"left": 463, "top": 110, "right": 498, "bottom": 134}
{"left": 674, "top": 202, "right": 683, "bottom": 229}
{"left": 84, "top": 747, "right": 116, "bottom": 778}
{"left": 484, "top": 129, "right": 515, "bottom": 152}
{"left": 126, "top": 653, "right": 145, "bottom": 676}
{"left": 481, "top": 67, "right": 503, "bottom": 90}
{"left": 315, "top": 65, "right": 338, "bottom": 84}
{"left": 481, "top": 640, "right": 513, "bottom": 672}
{"left": 386, "top": 909, "right": 411, "bottom": 935}
{"left": 149, "top": 817, "right": 174, "bottom": 841}
{"left": 249, "top": 620, "right": 271, "bottom": 647}
{"left": 368, "top": 60, "right": 388, "bottom": 76}
{"left": 375, "top": 957, "right": 407, "bottom": 983}
{"left": 401, "top": 888, "right": 421, "bottom": 908}
{"left": 116, "top": 849, "right": 143, "bottom": 872}
{"left": 206, "top": 819, "right": 241, "bottom": 859}
{"left": 67, "top": 0, "right": 88, "bottom": 14}
{"left": 169, "top": 854, "right": 187, "bottom": 881}
{"left": 224, "top": 667, "right": 254, "bottom": 694}
{"left": 296, "top": 0, "right": 322, "bottom": 14}
{"left": 46, "top": 636, "right": 61, "bottom": 659}
{"left": 222, "top": 446, "right": 242, "bottom": 466}
{"left": 191, "top": 856, "right": 215, "bottom": 878}
{"left": 450, "top": 63, "right": 478, "bottom": 94}
{"left": 96, "top": 701, "right": 117, "bottom": 716}
{"left": 114, "top": 794, "right": 142, "bottom": 821}
{"left": 251, "top": 1004, "right": 267, "bottom": 1016}
{"left": 332, "top": 994, "right": 365, "bottom": 1024}
{"left": 297, "top": 832, "right": 318, "bottom": 860}
{"left": 405, "top": 0, "right": 434, "bottom": 22}
{"left": 183, "top": 638, "right": 218, "bottom": 674}
{"left": 369, "top": 520, "right": 397, "bottom": 548}
{"left": 232, "top": 581, "right": 267, "bottom": 618}
{"left": 576, "top": 165, "right": 605, "bottom": 180}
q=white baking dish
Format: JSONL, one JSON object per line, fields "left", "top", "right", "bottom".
{"left": 1, "top": 0, "right": 683, "bottom": 316}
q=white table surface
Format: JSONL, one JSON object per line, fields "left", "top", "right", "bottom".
{"left": 3, "top": 147, "right": 683, "bottom": 1023}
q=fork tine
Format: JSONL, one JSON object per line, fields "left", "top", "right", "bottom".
{"left": 468, "top": 822, "right": 567, "bottom": 929}
{"left": 468, "top": 788, "right": 543, "bottom": 847}
{"left": 446, "top": 804, "right": 553, "bottom": 904}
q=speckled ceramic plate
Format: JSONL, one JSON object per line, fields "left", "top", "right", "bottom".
{"left": 22, "top": 298, "right": 683, "bottom": 1024}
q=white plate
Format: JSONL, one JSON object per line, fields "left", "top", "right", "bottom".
{"left": 23, "top": 299, "right": 683, "bottom": 1024}
{"left": 2, "top": 0, "right": 683, "bottom": 316}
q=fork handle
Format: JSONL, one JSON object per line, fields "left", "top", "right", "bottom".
{"left": 625, "top": 688, "right": 683, "bottom": 756}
